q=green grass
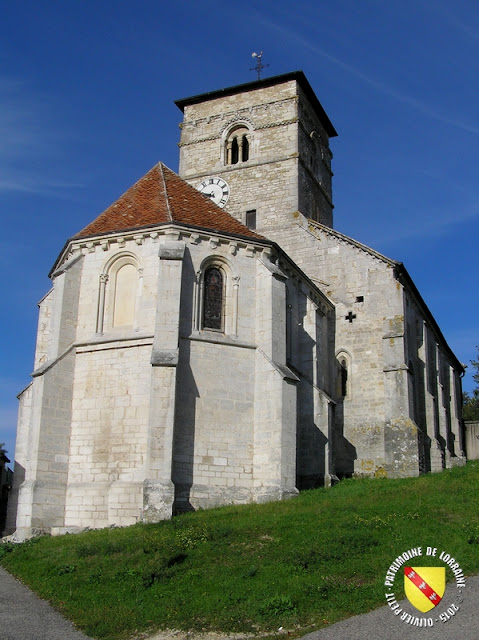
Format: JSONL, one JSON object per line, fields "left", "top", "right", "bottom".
{"left": 2, "top": 462, "right": 479, "bottom": 640}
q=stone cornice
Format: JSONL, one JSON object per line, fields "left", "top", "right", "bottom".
{"left": 50, "top": 223, "right": 273, "bottom": 277}
{"left": 175, "top": 71, "right": 337, "bottom": 137}
{"left": 183, "top": 153, "right": 300, "bottom": 183}
{"left": 49, "top": 252, "right": 84, "bottom": 279}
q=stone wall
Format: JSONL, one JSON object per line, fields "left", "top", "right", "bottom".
{"left": 264, "top": 217, "right": 465, "bottom": 477}
{"left": 402, "top": 288, "right": 465, "bottom": 472}
{"left": 173, "top": 337, "right": 256, "bottom": 511}
{"left": 465, "top": 421, "right": 479, "bottom": 460}
{"left": 65, "top": 341, "right": 152, "bottom": 529}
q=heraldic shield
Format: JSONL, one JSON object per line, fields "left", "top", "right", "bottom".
{"left": 404, "top": 567, "right": 446, "bottom": 612}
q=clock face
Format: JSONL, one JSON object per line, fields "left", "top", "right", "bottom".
{"left": 196, "top": 177, "right": 230, "bottom": 208}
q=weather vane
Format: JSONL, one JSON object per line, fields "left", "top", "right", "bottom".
{"left": 250, "top": 51, "right": 270, "bottom": 80}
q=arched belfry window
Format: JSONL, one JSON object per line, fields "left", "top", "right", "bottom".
{"left": 203, "top": 266, "right": 224, "bottom": 330}
{"left": 225, "top": 125, "right": 250, "bottom": 165}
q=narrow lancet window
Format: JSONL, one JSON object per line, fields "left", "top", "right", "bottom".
{"left": 340, "top": 358, "right": 348, "bottom": 397}
{"left": 242, "top": 135, "right": 249, "bottom": 161}
{"left": 231, "top": 137, "right": 239, "bottom": 165}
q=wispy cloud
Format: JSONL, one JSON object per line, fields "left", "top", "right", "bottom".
{"left": 0, "top": 76, "right": 84, "bottom": 196}
{"left": 0, "top": 177, "right": 83, "bottom": 197}
{"left": 0, "top": 77, "right": 49, "bottom": 155}
{"left": 361, "top": 202, "right": 479, "bottom": 249}
{"left": 429, "top": 1, "right": 479, "bottom": 41}
{"left": 0, "top": 407, "right": 18, "bottom": 432}
{"left": 253, "top": 9, "right": 479, "bottom": 135}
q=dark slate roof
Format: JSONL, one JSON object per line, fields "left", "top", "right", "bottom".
{"left": 75, "top": 163, "right": 264, "bottom": 241}
{"left": 175, "top": 71, "right": 338, "bottom": 138}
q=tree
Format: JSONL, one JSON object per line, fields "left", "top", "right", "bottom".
{"left": 463, "top": 346, "right": 479, "bottom": 421}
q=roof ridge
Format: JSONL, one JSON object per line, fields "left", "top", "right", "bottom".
{"left": 158, "top": 162, "right": 173, "bottom": 222}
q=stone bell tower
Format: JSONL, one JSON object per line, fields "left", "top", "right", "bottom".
{"left": 175, "top": 71, "right": 337, "bottom": 235}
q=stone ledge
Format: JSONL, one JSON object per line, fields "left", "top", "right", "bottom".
{"left": 259, "top": 256, "right": 288, "bottom": 281}
{"left": 32, "top": 336, "right": 155, "bottom": 376}
{"left": 273, "top": 362, "right": 300, "bottom": 382}
{"left": 158, "top": 241, "right": 186, "bottom": 260}
{"left": 150, "top": 348, "right": 179, "bottom": 366}
{"left": 383, "top": 364, "right": 409, "bottom": 373}
{"left": 76, "top": 335, "right": 154, "bottom": 354}
{"left": 186, "top": 332, "right": 255, "bottom": 350}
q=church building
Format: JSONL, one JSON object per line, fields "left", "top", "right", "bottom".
{"left": 5, "top": 72, "right": 466, "bottom": 540}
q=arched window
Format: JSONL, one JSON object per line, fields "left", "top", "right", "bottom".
{"left": 202, "top": 266, "right": 224, "bottom": 330}
{"left": 194, "top": 258, "right": 239, "bottom": 336}
{"left": 231, "top": 137, "right": 239, "bottom": 165}
{"left": 340, "top": 358, "right": 348, "bottom": 397}
{"left": 242, "top": 134, "right": 250, "bottom": 161}
{"left": 225, "top": 125, "right": 250, "bottom": 165}
{"left": 113, "top": 263, "right": 137, "bottom": 327}
{"left": 97, "top": 254, "right": 140, "bottom": 334}
{"left": 336, "top": 350, "right": 351, "bottom": 399}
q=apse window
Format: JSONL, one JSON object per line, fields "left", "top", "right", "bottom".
{"left": 113, "top": 263, "right": 137, "bottom": 327}
{"left": 202, "top": 266, "right": 224, "bottom": 331}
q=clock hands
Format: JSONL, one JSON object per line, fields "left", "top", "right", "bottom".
{"left": 196, "top": 177, "right": 230, "bottom": 208}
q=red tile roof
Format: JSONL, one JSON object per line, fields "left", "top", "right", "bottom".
{"left": 75, "top": 163, "right": 264, "bottom": 241}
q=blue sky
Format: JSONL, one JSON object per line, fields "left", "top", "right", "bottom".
{"left": 1, "top": 0, "right": 478, "bottom": 460}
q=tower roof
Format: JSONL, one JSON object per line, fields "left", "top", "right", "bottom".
{"left": 175, "top": 71, "right": 337, "bottom": 138}
{"left": 74, "top": 163, "right": 263, "bottom": 241}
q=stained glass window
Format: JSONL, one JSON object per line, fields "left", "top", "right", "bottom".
{"left": 203, "top": 267, "right": 223, "bottom": 330}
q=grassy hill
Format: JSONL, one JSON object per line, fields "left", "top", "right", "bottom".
{"left": 2, "top": 461, "right": 479, "bottom": 640}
